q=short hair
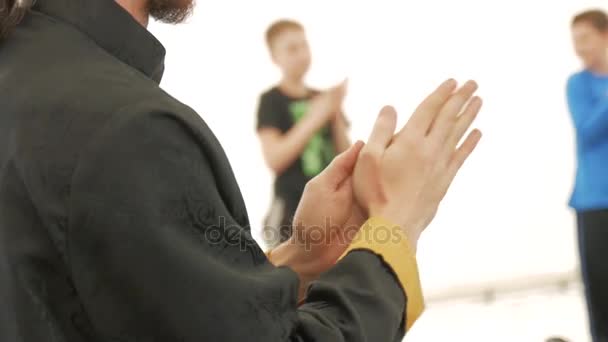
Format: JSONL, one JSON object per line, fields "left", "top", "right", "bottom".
{"left": 265, "top": 19, "right": 304, "bottom": 50}
{"left": 572, "top": 9, "right": 608, "bottom": 32}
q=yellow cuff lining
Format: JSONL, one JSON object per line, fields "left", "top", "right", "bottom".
{"left": 338, "top": 216, "right": 425, "bottom": 331}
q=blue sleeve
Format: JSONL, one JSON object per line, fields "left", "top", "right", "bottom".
{"left": 566, "top": 74, "right": 608, "bottom": 146}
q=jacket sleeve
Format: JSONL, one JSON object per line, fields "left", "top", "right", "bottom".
{"left": 67, "top": 109, "right": 424, "bottom": 342}
{"left": 566, "top": 74, "right": 608, "bottom": 146}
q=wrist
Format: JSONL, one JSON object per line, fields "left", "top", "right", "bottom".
{"left": 369, "top": 207, "right": 421, "bottom": 253}
{"left": 267, "top": 238, "right": 314, "bottom": 301}
{"left": 267, "top": 238, "right": 297, "bottom": 268}
{"left": 399, "top": 225, "right": 420, "bottom": 253}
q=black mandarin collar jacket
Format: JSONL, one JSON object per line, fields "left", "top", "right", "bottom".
{"left": 0, "top": 1, "right": 410, "bottom": 341}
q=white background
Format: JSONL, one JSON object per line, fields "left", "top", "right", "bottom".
{"left": 149, "top": 1, "right": 608, "bottom": 340}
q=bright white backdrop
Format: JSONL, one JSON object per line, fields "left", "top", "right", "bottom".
{"left": 149, "top": 1, "right": 607, "bottom": 340}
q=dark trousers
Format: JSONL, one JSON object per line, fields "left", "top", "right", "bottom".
{"left": 577, "top": 210, "right": 608, "bottom": 342}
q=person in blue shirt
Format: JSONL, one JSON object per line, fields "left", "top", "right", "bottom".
{"left": 567, "top": 9, "right": 608, "bottom": 342}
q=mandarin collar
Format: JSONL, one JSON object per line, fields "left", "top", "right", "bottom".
{"left": 34, "top": 0, "right": 166, "bottom": 83}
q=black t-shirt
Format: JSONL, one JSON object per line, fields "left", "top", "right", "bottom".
{"left": 256, "top": 87, "right": 336, "bottom": 213}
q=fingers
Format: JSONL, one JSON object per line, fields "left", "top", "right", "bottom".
{"left": 356, "top": 106, "right": 393, "bottom": 211}
{"left": 322, "top": 140, "right": 365, "bottom": 188}
{"left": 446, "top": 129, "right": 482, "bottom": 182}
{"left": 400, "top": 79, "right": 457, "bottom": 136}
{"left": 367, "top": 106, "right": 397, "bottom": 152}
{"left": 329, "top": 79, "right": 348, "bottom": 97}
{"left": 445, "top": 96, "right": 483, "bottom": 153}
{"left": 338, "top": 78, "right": 348, "bottom": 92}
{"left": 325, "top": 81, "right": 348, "bottom": 112}
{"left": 428, "top": 80, "right": 478, "bottom": 141}
{"left": 334, "top": 78, "right": 348, "bottom": 89}
{"left": 334, "top": 81, "right": 346, "bottom": 102}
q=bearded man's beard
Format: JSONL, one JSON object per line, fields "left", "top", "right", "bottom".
{"left": 149, "top": 0, "right": 195, "bottom": 24}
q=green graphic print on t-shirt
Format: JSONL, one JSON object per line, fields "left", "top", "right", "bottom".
{"left": 289, "top": 100, "right": 336, "bottom": 177}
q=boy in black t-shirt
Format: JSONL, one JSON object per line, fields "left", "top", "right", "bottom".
{"left": 256, "top": 19, "right": 351, "bottom": 249}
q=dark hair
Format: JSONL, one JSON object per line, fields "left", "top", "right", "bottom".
{"left": 0, "top": 0, "right": 33, "bottom": 41}
{"left": 265, "top": 19, "right": 304, "bottom": 50}
{"left": 572, "top": 9, "right": 608, "bottom": 32}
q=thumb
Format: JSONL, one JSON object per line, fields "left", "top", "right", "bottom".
{"left": 336, "top": 176, "right": 354, "bottom": 205}
{"left": 321, "top": 141, "right": 364, "bottom": 188}
{"left": 341, "top": 78, "right": 348, "bottom": 90}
